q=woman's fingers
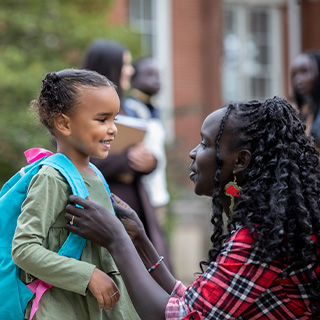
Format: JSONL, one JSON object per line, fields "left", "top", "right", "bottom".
{"left": 111, "top": 193, "right": 130, "bottom": 209}
{"left": 64, "top": 214, "right": 82, "bottom": 235}
{"left": 66, "top": 196, "right": 93, "bottom": 220}
{"left": 111, "top": 193, "right": 121, "bottom": 204}
{"left": 65, "top": 212, "right": 79, "bottom": 224}
{"left": 68, "top": 195, "right": 90, "bottom": 208}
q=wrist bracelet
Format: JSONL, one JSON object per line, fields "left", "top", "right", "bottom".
{"left": 148, "top": 256, "right": 164, "bottom": 273}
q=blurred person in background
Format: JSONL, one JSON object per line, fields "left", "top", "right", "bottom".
{"left": 291, "top": 51, "right": 320, "bottom": 146}
{"left": 82, "top": 40, "right": 172, "bottom": 270}
{"left": 123, "top": 56, "right": 170, "bottom": 229}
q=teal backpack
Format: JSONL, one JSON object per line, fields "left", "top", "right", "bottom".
{"left": 0, "top": 152, "right": 112, "bottom": 320}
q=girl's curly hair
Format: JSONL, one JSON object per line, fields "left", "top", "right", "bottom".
{"left": 32, "top": 68, "right": 114, "bottom": 133}
{"left": 201, "top": 96, "right": 320, "bottom": 314}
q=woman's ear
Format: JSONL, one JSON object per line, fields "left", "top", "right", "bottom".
{"left": 53, "top": 113, "right": 71, "bottom": 136}
{"left": 234, "top": 149, "right": 251, "bottom": 174}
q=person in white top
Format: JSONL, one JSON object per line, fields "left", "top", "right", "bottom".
{"left": 123, "top": 57, "right": 170, "bottom": 227}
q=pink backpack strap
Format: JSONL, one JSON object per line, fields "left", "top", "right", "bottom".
{"left": 24, "top": 148, "right": 54, "bottom": 319}
{"left": 27, "top": 279, "right": 52, "bottom": 319}
{"left": 24, "top": 148, "right": 54, "bottom": 164}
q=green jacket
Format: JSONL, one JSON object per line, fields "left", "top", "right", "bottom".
{"left": 12, "top": 165, "right": 140, "bottom": 320}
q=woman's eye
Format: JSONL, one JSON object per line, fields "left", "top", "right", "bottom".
{"left": 114, "top": 117, "right": 118, "bottom": 122}
{"left": 200, "top": 141, "right": 207, "bottom": 148}
{"left": 98, "top": 118, "right": 106, "bottom": 123}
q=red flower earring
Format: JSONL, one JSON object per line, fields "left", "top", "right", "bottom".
{"left": 224, "top": 175, "right": 241, "bottom": 215}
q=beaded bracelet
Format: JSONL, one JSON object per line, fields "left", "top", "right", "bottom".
{"left": 147, "top": 256, "right": 164, "bottom": 273}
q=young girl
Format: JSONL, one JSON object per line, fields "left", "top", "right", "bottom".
{"left": 12, "top": 69, "right": 140, "bottom": 320}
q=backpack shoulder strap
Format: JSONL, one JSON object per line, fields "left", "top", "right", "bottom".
{"left": 89, "top": 162, "right": 115, "bottom": 209}
{"left": 40, "top": 154, "right": 115, "bottom": 258}
{"left": 89, "top": 162, "right": 111, "bottom": 196}
{"left": 41, "top": 154, "right": 89, "bottom": 199}
{"left": 40, "top": 153, "right": 88, "bottom": 259}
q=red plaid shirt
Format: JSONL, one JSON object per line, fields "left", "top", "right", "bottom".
{"left": 165, "top": 227, "right": 318, "bottom": 320}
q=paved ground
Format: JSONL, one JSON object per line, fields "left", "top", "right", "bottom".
{"left": 168, "top": 191, "right": 213, "bottom": 285}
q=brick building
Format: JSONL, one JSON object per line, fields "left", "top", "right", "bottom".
{"left": 108, "top": 0, "right": 320, "bottom": 188}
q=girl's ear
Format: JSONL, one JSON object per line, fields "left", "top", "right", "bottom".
{"left": 53, "top": 113, "right": 71, "bottom": 136}
{"left": 234, "top": 149, "right": 251, "bottom": 174}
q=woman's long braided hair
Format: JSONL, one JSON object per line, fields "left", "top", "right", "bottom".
{"left": 201, "top": 97, "right": 320, "bottom": 314}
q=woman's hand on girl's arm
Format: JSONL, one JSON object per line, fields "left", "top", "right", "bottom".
{"left": 111, "top": 193, "right": 146, "bottom": 243}
{"left": 88, "top": 268, "right": 120, "bottom": 310}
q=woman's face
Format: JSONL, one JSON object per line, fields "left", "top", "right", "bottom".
{"left": 120, "top": 51, "right": 135, "bottom": 91}
{"left": 291, "top": 54, "right": 318, "bottom": 97}
{"left": 189, "top": 109, "right": 237, "bottom": 197}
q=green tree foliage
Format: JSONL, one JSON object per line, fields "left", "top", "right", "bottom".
{"left": 0, "top": 0, "right": 141, "bottom": 186}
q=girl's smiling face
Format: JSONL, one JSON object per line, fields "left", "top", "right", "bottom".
{"left": 62, "top": 85, "right": 120, "bottom": 164}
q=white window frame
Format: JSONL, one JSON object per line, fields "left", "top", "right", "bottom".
{"left": 222, "top": 1, "right": 284, "bottom": 103}
{"left": 129, "top": 0, "right": 174, "bottom": 142}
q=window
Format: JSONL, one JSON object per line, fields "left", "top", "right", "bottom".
{"left": 129, "top": 0, "right": 156, "bottom": 55}
{"left": 129, "top": 0, "right": 174, "bottom": 141}
{"left": 222, "top": 4, "right": 283, "bottom": 102}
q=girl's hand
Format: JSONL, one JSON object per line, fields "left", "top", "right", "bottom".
{"left": 111, "top": 193, "right": 146, "bottom": 243}
{"left": 88, "top": 268, "right": 120, "bottom": 310}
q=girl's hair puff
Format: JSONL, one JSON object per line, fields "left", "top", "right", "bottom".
{"left": 32, "top": 68, "right": 114, "bottom": 133}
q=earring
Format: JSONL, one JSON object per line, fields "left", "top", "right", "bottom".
{"left": 224, "top": 175, "right": 241, "bottom": 215}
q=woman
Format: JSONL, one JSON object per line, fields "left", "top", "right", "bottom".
{"left": 66, "top": 97, "right": 320, "bottom": 319}
{"left": 82, "top": 39, "right": 134, "bottom": 101}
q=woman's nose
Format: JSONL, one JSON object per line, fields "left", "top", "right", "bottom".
{"left": 189, "top": 146, "right": 197, "bottom": 159}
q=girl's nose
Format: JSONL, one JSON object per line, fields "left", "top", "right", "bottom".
{"left": 108, "top": 122, "right": 118, "bottom": 136}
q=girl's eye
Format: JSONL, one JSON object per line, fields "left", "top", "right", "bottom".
{"left": 98, "top": 118, "right": 106, "bottom": 123}
{"left": 114, "top": 117, "right": 118, "bottom": 122}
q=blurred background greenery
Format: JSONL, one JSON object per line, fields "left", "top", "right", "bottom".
{"left": 0, "top": 0, "right": 142, "bottom": 186}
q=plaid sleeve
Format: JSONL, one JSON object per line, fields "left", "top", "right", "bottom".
{"left": 165, "top": 227, "right": 283, "bottom": 320}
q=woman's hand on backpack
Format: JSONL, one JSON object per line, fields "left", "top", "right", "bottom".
{"left": 111, "top": 193, "right": 146, "bottom": 244}
{"left": 88, "top": 268, "right": 120, "bottom": 310}
{"left": 66, "top": 195, "right": 125, "bottom": 248}
{"left": 66, "top": 194, "right": 147, "bottom": 246}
